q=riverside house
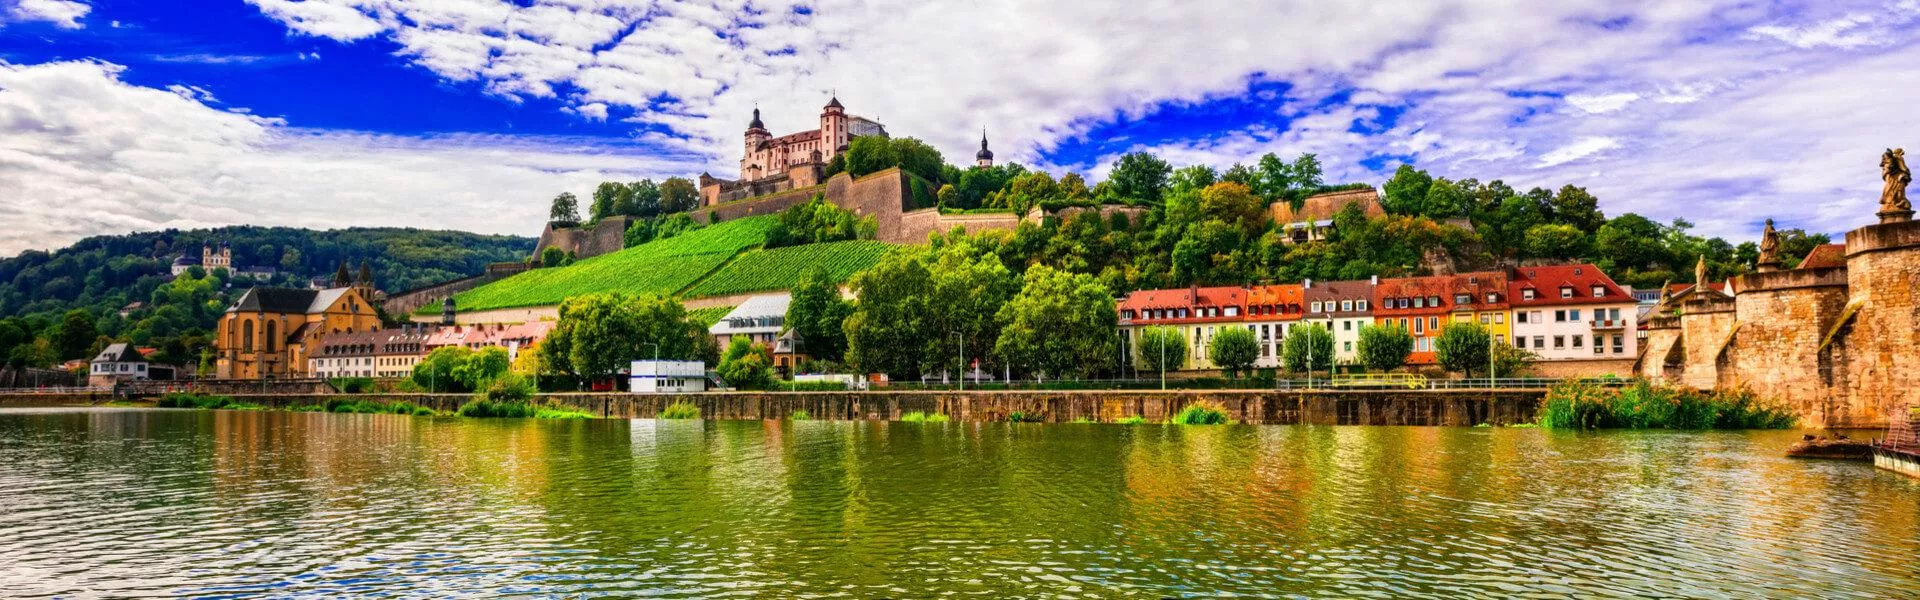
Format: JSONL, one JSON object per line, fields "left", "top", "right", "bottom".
{"left": 1508, "top": 264, "right": 1637, "bottom": 360}
{"left": 1116, "top": 286, "right": 1248, "bottom": 371}
{"left": 1303, "top": 278, "right": 1376, "bottom": 365}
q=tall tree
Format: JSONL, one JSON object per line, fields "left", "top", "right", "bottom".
{"left": 1381, "top": 164, "right": 1434, "bottom": 216}
{"left": 994, "top": 265, "right": 1118, "bottom": 380}
{"left": 1435, "top": 321, "right": 1492, "bottom": 378}
{"left": 590, "top": 181, "right": 624, "bottom": 221}
{"left": 541, "top": 292, "right": 713, "bottom": 383}
{"left": 657, "top": 178, "right": 698, "bottom": 214}
{"left": 786, "top": 267, "right": 853, "bottom": 362}
{"left": 1136, "top": 325, "right": 1187, "bottom": 373}
{"left": 54, "top": 308, "right": 98, "bottom": 360}
{"left": 626, "top": 179, "right": 662, "bottom": 217}
{"left": 1281, "top": 323, "right": 1334, "bottom": 374}
{"left": 1107, "top": 151, "right": 1172, "bottom": 205}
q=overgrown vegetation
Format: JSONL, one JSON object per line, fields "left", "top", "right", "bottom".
{"left": 156, "top": 392, "right": 262, "bottom": 411}
{"left": 900, "top": 411, "right": 951, "bottom": 422}
{"left": 1116, "top": 415, "right": 1148, "bottom": 425}
{"left": 789, "top": 409, "right": 811, "bottom": 421}
{"left": 1539, "top": 383, "right": 1797, "bottom": 430}
{"left": 329, "top": 377, "right": 376, "bottom": 394}
{"left": 1170, "top": 401, "right": 1231, "bottom": 425}
{"left": 659, "top": 401, "right": 701, "bottom": 419}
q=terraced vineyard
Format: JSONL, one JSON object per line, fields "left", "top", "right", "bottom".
{"left": 682, "top": 240, "right": 894, "bottom": 299}
{"left": 686, "top": 305, "right": 737, "bottom": 328}
{"left": 441, "top": 216, "right": 779, "bottom": 312}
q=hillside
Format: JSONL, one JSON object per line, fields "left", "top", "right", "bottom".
{"left": 444, "top": 216, "right": 894, "bottom": 313}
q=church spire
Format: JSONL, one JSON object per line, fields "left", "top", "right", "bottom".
{"left": 975, "top": 127, "right": 994, "bottom": 168}
{"left": 748, "top": 106, "right": 764, "bottom": 131}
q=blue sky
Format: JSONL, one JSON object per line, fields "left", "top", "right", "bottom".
{"left": 2, "top": 0, "right": 1917, "bottom": 254}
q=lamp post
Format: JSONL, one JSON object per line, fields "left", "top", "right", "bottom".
{"left": 952, "top": 331, "right": 964, "bottom": 392}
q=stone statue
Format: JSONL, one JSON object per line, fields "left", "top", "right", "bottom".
{"left": 1882, "top": 148, "right": 1912, "bottom": 221}
{"left": 1757, "top": 218, "right": 1780, "bottom": 271}
{"left": 1695, "top": 255, "right": 1708, "bottom": 288}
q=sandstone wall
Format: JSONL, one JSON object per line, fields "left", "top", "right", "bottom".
{"left": 1527, "top": 358, "right": 1637, "bottom": 379}
{"left": 1637, "top": 324, "right": 1682, "bottom": 383}
{"left": 536, "top": 217, "right": 630, "bottom": 261}
{"left": 692, "top": 181, "right": 827, "bottom": 224}
{"left": 1725, "top": 268, "right": 1850, "bottom": 426}
{"left": 1676, "top": 304, "right": 1737, "bottom": 390}
{"left": 1838, "top": 220, "right": 1920, "bottom": 428}
{"left": 894, "top": 209, "right": 1024, "bottom": 244}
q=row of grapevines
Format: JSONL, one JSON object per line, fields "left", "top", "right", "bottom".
{"left": 443, "top": 216, "right": 780, "bottom": 312}
{"left": 682, "top": 241, "right": 893, "bottom": 299}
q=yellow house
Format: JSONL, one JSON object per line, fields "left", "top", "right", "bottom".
{"left": 216, "top": 287, "right": 382, "bottom": 379}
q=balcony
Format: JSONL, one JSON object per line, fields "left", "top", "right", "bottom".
{"left": 1589, "top": 318, "right": 1627, "bottom": 330}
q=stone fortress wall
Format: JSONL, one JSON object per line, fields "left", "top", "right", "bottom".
{"left": 536, "top": 216, "right": 632, "bottom": 261}
{"left": 1639, "top": 191, "right": 1919, "bottom": 428}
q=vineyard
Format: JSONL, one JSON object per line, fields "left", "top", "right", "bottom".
{"left": 440, "top": 216, "right": 780, "bottom": 312}
{"left": 686, "top": 305, "right": 736, "bottom": 328}
{"left": 682, "top": 241, "right": 893, "bottom": 299}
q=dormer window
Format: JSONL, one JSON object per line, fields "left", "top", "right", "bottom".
{"left": 1523, "top": 289, "right": 1536, "bottom": 300}
{"left": 1225, "top": 307, "right": 1239, "bottom": 317}
{"left": 1592, "top": 285, "right": 1605, "bottom": 298}
{"left": 1312, "top": 301, "right": 1323, "bottom": 312}
{"left": 1356, "top": 300, "right": 1368, "bottom": 311}
{"left": 1560, "top": 286, "right": 1573, "bottom": 299}
{"left": 1413, "top": 297, "right": 1425, "bottom": 309}
{"left": 1455, "top": 294, "right": 1470, "bottom": 305}
{"left": 1429, "top": 296, "right": 1441, "bottom": 306}
{"left": 1486, "top": 293, "right": 1498, "bottom": 303}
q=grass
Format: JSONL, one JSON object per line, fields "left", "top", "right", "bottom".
{"left": 682, "top": 240, "right": 892, "bottom": 299}
{"left": 900, "top": 411, "right": 950, "bottom": 422}
{"left": 1539, "top": 382, "right": 1797, "bottom": 430}
{"left": 1116, "top": 415, "right": 1148, "bottom": 425}
{"left": 789, "top": 409, "right": 811, "bottom": 420}
{"left": 322, "top": 397, "right": 439, "bottom": 416}
{"left": 440, "top": 215, "right": 780, "bottom": 312}
{"left": 687, "top": 305, "right": 736, "bottom": 328}
{"left": 156, "top": 392, "right": 264, "bottom": 411}
{"left": 534, "top": 406, "right": 596, "bottom": 419}
{"left": 1170, "top": 401, "right": 1230, "bottom": 425}
{"left": 1070, "top": 417, "right": 1094, "bottom": 423}
{"left": 659, "top": 401, "right": 701, "bottom": 419}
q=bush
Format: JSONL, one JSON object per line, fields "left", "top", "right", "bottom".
{"left": 457, "top": 373, "right": 540, "bottom": 418}
{"left": 901, "top": 411, "right": 950, "bottom": 422}
{"left": 330, "top": 377, "right": 375, "bottom": 394}
{"left": 1171, "top": 401, "right": 1230, "bottom": 425}
{"left": 457, "top": 399, "right": 537, "bottom": 418}
{"left": 1539, "top": 382, "right": 1797, "bottom": 429}
{"left": 156, "top": 392, "right": 258, "bottom": 410}
{"left": 534, "top": 406, "right": 595, "bottom": 419}
{"left": 1117, "top": 415, "right": 1148, "bottom": 425}
{"left": 1006, "top": 411, "right": 1042, "bottom": 423}
{"left": 789, "top": 409, "right": 811, "bottom": 420}
{"left": 659, "top": 401, "right": 701, "bottom": 419}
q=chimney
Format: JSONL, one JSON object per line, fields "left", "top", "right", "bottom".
{"left": 1370, "top": 275, "right": 1379, "bottom": 285}
{"left": 1304, "top": 278, "right": 1313, "bottom": 289}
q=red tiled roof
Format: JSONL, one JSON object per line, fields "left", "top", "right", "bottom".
{"left": 1117, "top": 286, "right": 1247, "bottom": 324}
{"left": 1372, "top": 275, "right": 1461, "bottom": 316}
{"left": 1509, "top": 264, "right": 1631, "bottom": 307}
{"left": 1798, "top": 244, "right": 1846, "bottom": 270}
{"left": 1245, "top": 284, "right": 1305, "bottom": 320}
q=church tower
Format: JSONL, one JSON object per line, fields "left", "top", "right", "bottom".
{"left": 821, "top": 96, "right": 847, "bottom": 159}
{"left": 976, "top": 129, "right": 994, "bottom": 168}
{"left": 742, "top": 107, "right": 769, "bottom": 181}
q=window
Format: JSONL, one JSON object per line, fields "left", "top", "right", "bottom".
{"left": 1523, "top": 289, "right": 1536, "bottom": 300}
{"left": 1480, "top": 315, "right": 1491, "bottom": 324}
{"left": 1593, "top": 334, "right": 1603, "bottom": 348}
{"left": 1428, "top": 317, "right": 1438, "bottom": 330}
{"left": 1356, "top": 300, "right": 1368, "bottom": 311}
{"left": 1534, "top": 336, "right": 1544, "bottom": 347}
{"left": 1516, "top": 337, "right": 1527, "bottom": 349}
{"left": 1495, "top": 313, "right": 1505, "bottom": 324}
{"left": 1554, "top": 310, "right": 1567, "bottom": 322}
{"left": 1456, "top": 294, "right": 1471, "bottom": 305}
{"left": 1413, "top": 297, "right": 1424, "bottom": 308}
{"left": 1560, "top": 287, "right": 1573, "bottom": 299}
{"left": 1260, "top": 324, "right": 1270, "bottom": 339}
{"left": 1613, "top": 334, "right": 1625, "bottom": 353}
{"left": 1344, "top": 341, "right": 1353, "bottom": 351}
{"left": 1311, "top": 301, "right": 1323, "bottom": 312}
{"left": 1341, "top": 300, "right": 1353, "bottom": 311}
{"left": 1225, "top": 307, "right": 1238, "bottom": 317}
{"left": 1553, "top": 335, "right": 1565, "bottom": 348}
{"left": 1486, "top": 293, "right": 1499, "bottom": 303}
{"left": 1516, "top": 312, "right": 1528, "bottom": 323}
{"left": 1570, "top": 309, "right": 1581, "bottom": 321}
{"left": 1413, "top": 319, "right": 1424, "bottom": 334}
{"left": 1343, "top": 320, "right": 1353, "bottom": 331}
{"left": 1429, "top": 296, "right": 1441, "bottom": 306}
{"left": 1572, "top": 336, "right": 1583, "bottom": 348}
{"left": 1592, "top": 285, "right": 1605, "bottom": 298}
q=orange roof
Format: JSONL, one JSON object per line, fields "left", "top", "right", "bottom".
{"left": 1245, "top": 284, "right": 1305, "bottom": 320}
{"left": 1373, "top": 272, "right": 1509, "bottom": 316}
{"left": 1117, "top": 285, "right": 1248, "bottom": 324}
{"left": 1798, "top": 244, "right": 1846, "bottom": 270}
{"left": 1510, "top": 264, "right": 1631, "bottom": 307}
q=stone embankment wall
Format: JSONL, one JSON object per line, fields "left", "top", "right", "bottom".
{"left": 1725, "top": 267, "right": 1850, "bottom": 425}
{"left": 4, "top": 389, "right": 1546, "bottom": 426}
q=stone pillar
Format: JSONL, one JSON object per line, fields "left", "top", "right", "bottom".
{"left": 1728, "top": 268, "right": 1850, "bottom": 426}
{"left": 1840, "top": 219, "right": 1920, "bottom": 428}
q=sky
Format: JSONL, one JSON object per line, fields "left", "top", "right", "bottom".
{"left": 1, "top": 0, "right": 1917, "bottom": 255}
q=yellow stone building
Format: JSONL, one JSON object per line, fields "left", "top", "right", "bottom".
{"left": 215, "top": 286, "right": 382, "bottom": 379}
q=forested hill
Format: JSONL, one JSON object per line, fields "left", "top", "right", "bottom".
{"left": 0, "top": 226, "right": 534, "bottom": 321}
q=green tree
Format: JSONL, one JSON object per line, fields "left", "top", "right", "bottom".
{"left": 994, "top": 265, "right": 1118, "bottom": 380}
{"left": 1207, "top": 326, "right": 1259, "bottom": 379}
{"left": 549, "top": 192, "right": 581, "bottom": 225}
{"left": 1435, "top": 321, "right": 1492, "bottom": 378}
{"left": 0, "top": 320, "right": 26, "bottom": 361}
{"left": 541, "top": 292, "right": 713, "bottom": 384}
{"left": 1281, "top": 323, "right": 1334, "bottom": 374}
{"left": 1356, "top": 323, "right": 1414, "bottom": 372}
{"left": 626, "top": 179, "right": 662, "bottom": 217}
{"left": 658, "top": 177, "right": 698, "bottom": 214}
{"left": 453, "top": 346, "right": 511, "bottom": 390}
{"left": 1382, "top": 164, "right": 1434, "bottom": 215}
{"left": 843, "top": 236, "right": 1016, "bottom": 379}
{"left": 1107, "top": 151, "right": 1172, "bottom": 205}
{"left": 1169, "top": 164, "right": 1217, "bottom": 194}
{"left": 1199, "top": 181, "right": 1266, "bottom": 233}
{"left": 717, "top": 337, "right": 775, "bottom": 390}
{"left": 1549, "top": 184, "right": 1605, "bottom": 233}
{"left": 786, "top": 267, "right": 854, "bottom": 362}
{"left": 53, "top": 309, "right": 97, "bottom": 360}
{"left": 412, "top": 346, "right": 473, "bottom": 392}
{"left": 1136, "top": 325, "right": 1187, "bottom": 373}
{"left": 540, "top": 246, "right": 567, "bottom": 268}
{"left": 1596, "top": 213, "right": 1667, "bottom": 270}
{"left": 1524, "top": 223, "right": 1589, "bottom": 260}
{"left": 1491, "top": 343, "right": 1537, "bottom": 378}
{"left": 590, "top": 181, "right": 624, "bottom": 221}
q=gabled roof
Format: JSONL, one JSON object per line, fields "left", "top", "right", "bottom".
{"left": 1116, "top": 286, "right": 1248, "bottom": 323}
{"left": 229, "top": 287, "right": 321, "bottom": 314}
{"left": 1372, "top": 275, "right": 1460, "bottom": 315}
{"left": 712, "top": 294, "right": 792, "bottom": 335}
{"left": 1246, "top": 284, "right": 1303, "bottom": 307}
{"left": 91, "top": 343, "right": 143, "bottom": 364}
{"left": 1508, "top": 264, "right": 1631, "bottom": 307}
{"left": 1798, "top": 244, "right": 1847, "bottom": 270}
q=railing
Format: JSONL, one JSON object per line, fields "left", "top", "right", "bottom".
{"left": 0, "top": 386, "right": 111, "bottom": 394}
{"left": 1589, "top": 318, "right": 1628, "bottom": 329}
{"left": 1327, "top": 373, "right": 1428, "bottom": 389}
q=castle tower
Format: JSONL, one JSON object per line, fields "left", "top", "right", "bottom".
{"left": 742, "top": 107, "right": 770, "bottom": 180}
{"left": 821, "top": 96, "right": 847, "bottom": 158}
{"left": 976, "top": 129, "right": 994, "bottom": 168}
{"left": 441, "top": 296, "right": 457, "bottom": 326}
{"left": 353, "top": 260, "right": 376, "bottom": 298}
{"left": 202, "top": 241, "right": 232, "bottom": 271}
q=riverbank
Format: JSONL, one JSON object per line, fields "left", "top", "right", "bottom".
{"left": 0, "top": 389, "right": 1546, "bottom": 426}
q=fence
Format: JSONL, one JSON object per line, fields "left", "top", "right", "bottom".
{"left": 884, "top": 375, "right": 1636, "bottom": 392}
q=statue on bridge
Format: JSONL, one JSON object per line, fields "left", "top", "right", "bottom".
{"left": 1882, "top": 148, "right": 1912, "bottom": 222}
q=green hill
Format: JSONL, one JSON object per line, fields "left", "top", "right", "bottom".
{"left": 442, "top": 216, "right": 894, "bottom": 314}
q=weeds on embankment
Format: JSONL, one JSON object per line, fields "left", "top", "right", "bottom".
{"left": 1539, "top": 382, "right": 1796, "bottom": 430}
{"left": 659, "top": 402, "right": 701, "bottom": 419}
{"left": 156, "top": 393, "right": 265, "bottom": 411}
{"left": 789, "top": 409, "right": 811, "bottom": 420}
{"left": 901, "top": 411, "right": 951, "bottom": 422}
{"left": 1170, "top": 401, "right": 1231, "bottom": 425}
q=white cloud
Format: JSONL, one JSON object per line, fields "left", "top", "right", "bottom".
{"left": 6, "top": 0, "right": 90, "bottom": 29}
{"left": 1538, "top": 137, "right": 1620, "bottom": 167}
{"left": 0, "top": 60, "right": 704, "bottom": 254}
{"left": 1566, "top": 92, "right": 1640, "bottom": 114}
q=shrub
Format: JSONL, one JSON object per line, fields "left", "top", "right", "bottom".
{"left": 330, "top": 377, "right": 376, "bottom": 394}
{"left": 1539, "top": 382, "right": 1796, "bottom": 430}
{"left": 789, "top": 409, "right": 811, "bottom": 420}
{"left": 1006, "top": 411, "right": 1042, "bottom": 423}
{"left": 456, "top": 399, "right": 537, "bottom": 418}
{"left": 1117, "top": 415, "right": 1148, "bottom": 425}
{"left": 901, "top": 411, "right": 951, "bottom": 422}
{"left": 1171, "top": 401, "right": 1230, "bottom": 425}
{"left": 659, "top": 401, "right": 701, "bottom": 419}
{"left": 534, "top": 406, "right": 595, "bottom": 419}
{"left": 157, "top": 392, "right": 248, "bottom": 410}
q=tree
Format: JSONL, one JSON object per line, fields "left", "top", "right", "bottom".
{"left": 590, "top": 181, "right": 624, "bottom": 221}
{"left": 1199, "top": 182, "right": 1266, "bottom": 232}
{"left": 0, "top": 320, "right": 26, "bottom": 362}
{"left": 1107, "top": 151, "right": 1172, "bottom": 205}
{"left": 1136, "top": 326, "right": 1187, "bottom": 373}
{"left": 453, "top": 346, "right": 511, "bottom": 390}
{"left": 994, "top": 265, "right": 1118, "bottom": 380}
{"left": 1207, "top": 326, "right": 1259, "bottom": 379}
{"left": 1356, "top": 323, "right": 1414, "bottom": 372}
{"left": 1490, "top": 343, "right": 1536, "bottom": 378}
{"left": 717, "top": 337, "right": 775, "bottom": 390}
{"left": 844, "top": 236, "right": 1017, "bottom": 379}
{"left": 1170, "top": 164, "right": 1218, "bottom": 194}
{"left": 1524, "top": 223, "right": 1589, "bottom": 260}
{"left": 1281, "top": 323, "right": 1334, "bottom": 374}
{"left": 626, "top": 179, "right": 662, "bottom": 217}
{"left": 540, "top": 247, "right": 567, "bottom": 268}
{"left": 549, "top": 192, "right": 582, "bottom": 225}
{"left": 1596, "top": 213, "right": 1666, "bottom": 270}
{"left": 541, "top": 292, "right": 714, "bottom": 384}
{"left": 786, "top": 267, "right": 854, "bottom": 362}
{"left": 1381, "top": 164, "right": 1433, "bottom": 215}
{"left": 54, "top": 309, "right": 97, "bottom": 360}
{"left": 1435, "top": 321, "right": 1492, "bottom": 378}
{"left": 412, "top": 346, "right": 473, "bottom": 392}
{"left": 1549, "top": 185, "right": 1605, "bottom": 233}
{"left": 658, "top": 177, "right": 698, "bottom": 214}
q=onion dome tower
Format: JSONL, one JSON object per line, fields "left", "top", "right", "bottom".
{"left": 976, "top": 129, "right": 994, "bottom": 168}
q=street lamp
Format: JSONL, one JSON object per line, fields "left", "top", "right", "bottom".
{"left": 952, "top": 331, "right": 964, "bottom": 392}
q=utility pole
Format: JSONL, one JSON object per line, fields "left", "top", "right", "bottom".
{"left": 952, "top": 331, "right": 963, "bottom": 392}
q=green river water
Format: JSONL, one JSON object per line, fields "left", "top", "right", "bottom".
{"left": 1, "top": 407, "right": 1917, "bottom": 598}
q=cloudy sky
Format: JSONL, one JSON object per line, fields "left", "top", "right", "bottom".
{"left": 1, "top": 0, "right": 1916, "bottom": 255}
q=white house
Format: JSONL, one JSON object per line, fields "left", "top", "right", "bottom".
{"left": 708, "top": 294, "right": 790, "bottom": 349}
{"left": 88, "top": 343, "right": 149, "bottom": 387}
{"left": 1508, "top": 264, "right": 1639, "bottom": 361}
{"left": 631, "top": 360, "right": 707, "bottom": 393}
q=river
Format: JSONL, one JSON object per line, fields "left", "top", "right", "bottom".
{"left": 1, "top": 407, "right": 1916, "bottom": 598}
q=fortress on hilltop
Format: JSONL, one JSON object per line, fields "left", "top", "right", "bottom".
{"left": 1637, "top": 148, "right": 1919, "bottom": 428}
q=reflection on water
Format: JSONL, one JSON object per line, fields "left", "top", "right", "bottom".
{"left": 2, "top": 407, "right": 1917, "bottom": 597}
